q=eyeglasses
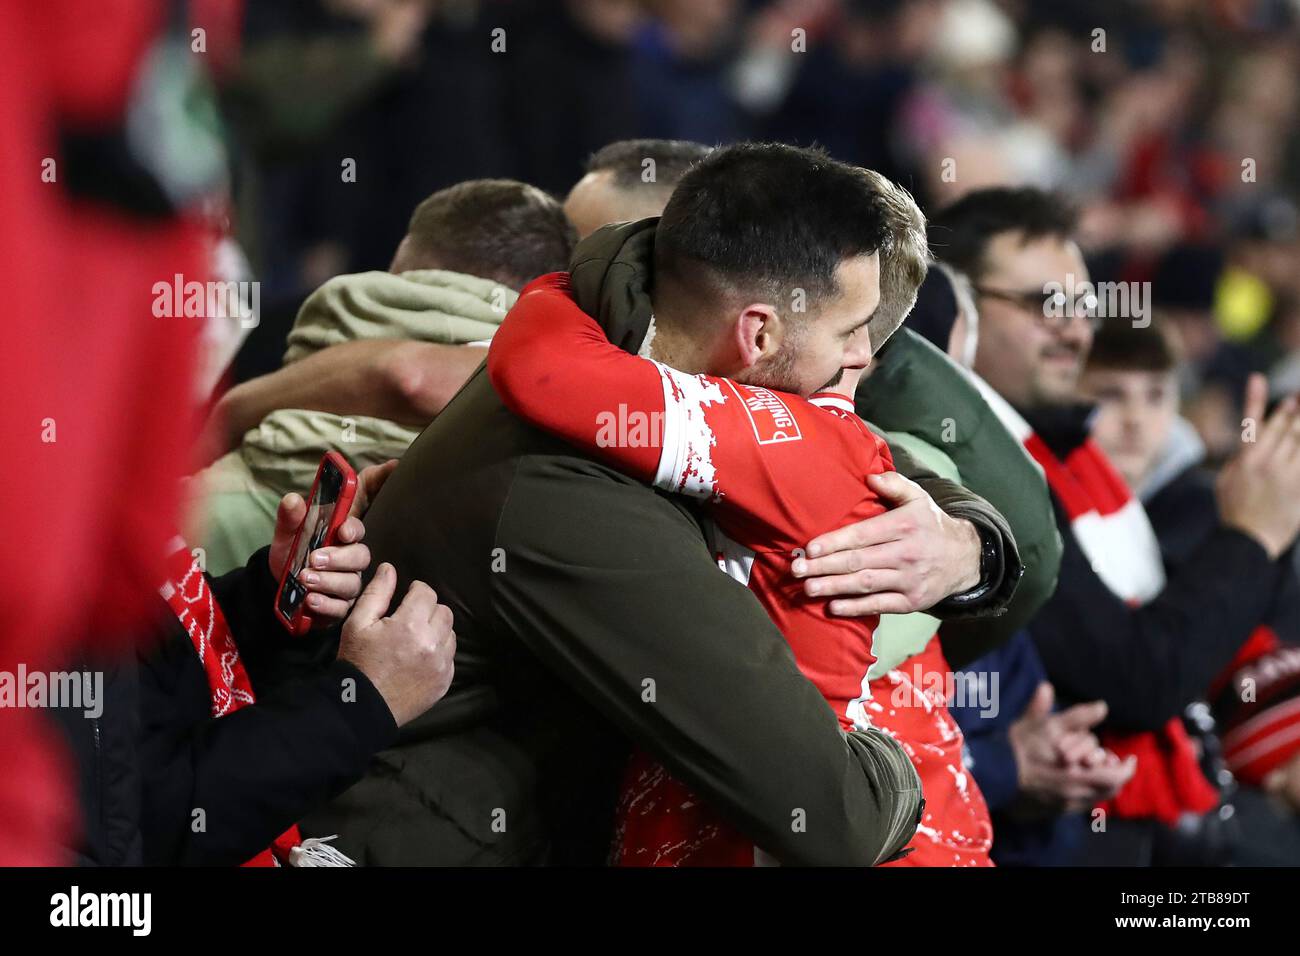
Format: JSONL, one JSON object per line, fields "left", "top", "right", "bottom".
{"left": 974, "top": 286, "right": 1102, "bottom": 330}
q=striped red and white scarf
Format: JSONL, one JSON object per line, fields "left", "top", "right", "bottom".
{"left": 159, "top": 540, "right": 303, "bottom": 866}
{"left": 971, "top": 378, "right": 1219, "bottom": 824}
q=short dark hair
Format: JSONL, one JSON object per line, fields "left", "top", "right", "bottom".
{"left": 399, "top": 179, "right": 577, "bottom": 290}
{"left": 654, "top": 143, "right": 928, "bottom": 347}
{"left": 930, "top": 187, "right": 1078, "bottom": 282}
{"left": 584, "top": 139, "right": 712, "bottom": 191}
{"left": 1086, "top": 317, "right": 1182, "bottom": 374}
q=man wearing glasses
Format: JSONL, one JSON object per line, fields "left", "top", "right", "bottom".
{"left": 930, "top": 187, "right": 1300, "bottom": 865}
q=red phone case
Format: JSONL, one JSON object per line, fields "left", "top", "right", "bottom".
{"left": 273, "top": 451, "right": 358, "bottom": 635}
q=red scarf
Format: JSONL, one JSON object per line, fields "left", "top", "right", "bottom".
{"left": 972, "top": 378, "right": 1219, "bottom": 825}
{"left": 159, "top": 541, "right": 302, "bottom": 866}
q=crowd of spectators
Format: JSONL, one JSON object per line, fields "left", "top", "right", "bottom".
{"left": 225, "top": 0, "right": 1300, "bottom": 443}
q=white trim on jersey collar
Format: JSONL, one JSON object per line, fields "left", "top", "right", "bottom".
{"left": 808, "top": 393, "right": 855, "bottom": 414}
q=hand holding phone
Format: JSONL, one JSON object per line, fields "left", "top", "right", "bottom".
{"left": 274, "top": 452, "right": 359, "bottom": 635}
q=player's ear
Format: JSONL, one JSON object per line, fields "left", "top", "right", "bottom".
{"left": 733, "top": 303, "right": 780, "bottom": 369}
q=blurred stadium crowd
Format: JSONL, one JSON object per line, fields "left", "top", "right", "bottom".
{"left": 230, "top": 0, "right": 1300, "bottom": 455}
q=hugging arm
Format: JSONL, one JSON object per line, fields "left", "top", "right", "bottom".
{"left": 491, "top": 472, "right": 922, "bottom": 866}
{"left": 204, "top": 339, "right": 485, "bottom": 461}
{"left": 490, "top": 274, "right": 876, "bottom": 536}
{"left": 488, "top": 274, "right": 663, "bottom": 480}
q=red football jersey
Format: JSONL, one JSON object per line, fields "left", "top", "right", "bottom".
{"left": 489, "top": 273, "right": 989, "bottom": 866}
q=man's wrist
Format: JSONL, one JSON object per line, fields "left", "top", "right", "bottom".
{"left": 936, "top": 522, "right": 1003, "bottom": 610}
{"left": 951, "top": 518, "right": 983, "bottom": 593}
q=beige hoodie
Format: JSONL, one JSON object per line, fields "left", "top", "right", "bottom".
{"left": 189, "top": 269, "right": 517, "bottom": 575}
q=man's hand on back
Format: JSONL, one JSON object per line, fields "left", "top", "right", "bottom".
{"left": 791, "top": 472, "right": 982, "bottom": 616}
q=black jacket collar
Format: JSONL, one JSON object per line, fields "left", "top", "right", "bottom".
{"left": 1020, "top": 401, "right": 1098, "bottom": 459}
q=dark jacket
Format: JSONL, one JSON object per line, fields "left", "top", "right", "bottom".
{"left": 1141, "top": 421, "right": 1300, "bottom": 634}
{"left": 52, "top": 547, "right": 396, "bottom": 866}
{"left": 1025, "top": 404, "right": 1283, "bottom": 731}
{"left": 1141, "top": 421, "right": 1300, "bottom": 788}
{"left": 50, "top": 654, "right": 143, "bottom": 866}
{"left": 304, "top": 220, "right": 1023, "bottom": 866}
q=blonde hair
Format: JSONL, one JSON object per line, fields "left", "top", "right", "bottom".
{"left": 859, "top": 168, "right": 930, "bottom": 353}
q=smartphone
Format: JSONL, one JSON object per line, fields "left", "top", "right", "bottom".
{"left": 274, "top": 451, "right": 358, "bottom": 635}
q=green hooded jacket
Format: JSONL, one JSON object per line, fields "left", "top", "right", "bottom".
{"left": 191, "top": 269, "right": 514, "bottom": 575}
{"left": 858, "top": 329, "right": 1064, "bottom": 669}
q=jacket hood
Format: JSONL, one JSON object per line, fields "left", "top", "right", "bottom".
{"left": 568, "top": 218, "right": 658, "bottom": 356}
{"left": 1138, "top": 415, "right": 1206, "bottom": 502}
{"left": 283, "top": 269, "right": 517, "bottom": 365}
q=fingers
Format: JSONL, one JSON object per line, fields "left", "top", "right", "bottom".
{"left": 804, "top": 510, "right": 907, "bottom": 559}
{"left": 826, "top": 592, "right": 916, "bottom": 617}
{"left": 352, "top": 459, "right": 399, "bottom": 518}
{"left": 1054, "top": 698, "right": 1108, "bottom": 733}
{"left": 303, "top": 592, "right": 354, "bottom": 622}
{"left": 429, "top": 601, "right": 455, "bottom": 632}
{"left": 1061, "top": 755, "right": 1136, "bottom": 800}
{"left": 801, "top": 489, "right": 935, "bottom": 560}
{"left": 1076, "top": 741, "right": 1112, "bottom": 769}
{"left": 1242, "top": 372, "right": 1268, "bottom": 432}
{"left": 1053, "top": 756, "right": 1136, "bottom": 812}
{"left": 309, "top": 542, "right": 370, "bottom": 573}
{"left": 334, "top": 515, "right": 366, "bottom": 546}
{"left": 1056, "top": 731, "right": 1103, "bottom": 767}
{"left": 1047, "top": 760, "right": 1133, "bottom": 805}
{"left": 797, "top": 536, "right": 908, "bottom": 580}
{"left": 299, "top": 568, "right": 364, "bottom": 602}
{"left": 1072, "top": 755, "right": 1134, "bottom": 789}
{"left": 348, "top": 562, "right": 396, "bottom": 629}
{"left": 1027, "top": 682, "right": 1055, "bottom": 719}
{"left": 801, "top": 564, "right": 908, "bottom": 599}
{"left": 268, "top": 492, "right": 309, "bottom": 578}
{"left": 794, "top": 546, "right": 899, "bottom": 585}
{"left": 1254, "top": 394, "right": 1298, "bottom": 460}
{"left": 275, "top": 493, "right": 307, "bottom": 535}
{"left": 1275, "top": 400, "right": 1300, "bottom": 464}
{"left": 1116, "top": 754, "right": 1138, "bottom": 786}
{"left": 392, "top": 579, "right": 440, "bottom": 623}
{"left": 865, "top": 471, "right": 927, "bottom": 507}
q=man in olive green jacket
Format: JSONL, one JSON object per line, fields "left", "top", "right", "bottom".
{"left": 304, "top": 147, "right": 1022, "bottom": 865}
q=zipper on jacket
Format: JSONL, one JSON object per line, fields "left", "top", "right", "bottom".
{"left": 85, "top": 657, "right": 103, "bottom": 829}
